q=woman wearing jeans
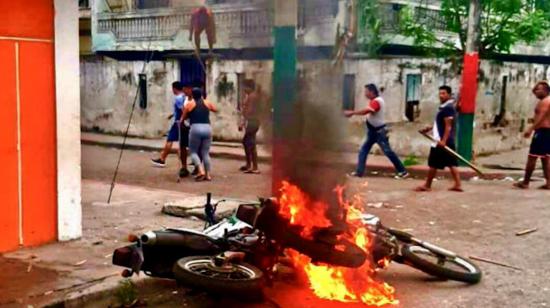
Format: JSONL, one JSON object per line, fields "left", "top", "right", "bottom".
{"left": 182, "top": 88, "right": 218, "bottom": 181}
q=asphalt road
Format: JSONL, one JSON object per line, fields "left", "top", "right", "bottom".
{"left": 82, "top": 145, "right": 550, "bottom": 308}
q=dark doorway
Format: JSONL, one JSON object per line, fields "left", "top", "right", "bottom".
{"left": 343, "top": 74, "right": 356, "bottom": 110}
{"left": 405, "top": 74, "right": 421, "bottom": 122}
{"left": 180, "top": 58, "right": 206, "bottom": 95}
{"left": 492, "top": 75, "right": 508, "bottom": 127}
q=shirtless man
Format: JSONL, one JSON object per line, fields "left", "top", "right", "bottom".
{"left": 514, "top": 81, "right": 550, "bottom": 190}
{"left": 189, "top": 5, "right": 216, "bottom": 55}
{"left": 239, "top": 80, "right": 262, "bottom": 174}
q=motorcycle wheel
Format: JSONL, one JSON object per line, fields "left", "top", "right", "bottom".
{"left": 173, "top": 256, "right": 265, "bottom": 297}
{"left": 401, "top": 245, "right": 482, "bottom": 284}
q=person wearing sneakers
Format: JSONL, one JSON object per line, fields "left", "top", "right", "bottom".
{"left": 514, "top": 81, "right": 550, "bottom": 190}
{"left": 416, "top": 85, "right": 463, "bottom": 192}
{"left": 239, "top": 79, "right": 262, "bottom": 174}
{"left": 151, "top": 81, "right": 186, "bottom": 168}
{"left": 182, "top": 87, "right": 218, "bottom": 181}
{"left": 344, "top": 83, "right": 409, "bottom": 178}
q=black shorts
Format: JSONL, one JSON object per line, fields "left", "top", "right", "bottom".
{"left": 179, "top": 125, "right": 190, "bottom": 148}
{"left": 529, "top": 128, "right": 550, "bottom": 158}
{"left": 428, "top": 145, "right": 458, "bottom": 170}
{"left": 242, "top": 119, "right": 260, "bottom": 148}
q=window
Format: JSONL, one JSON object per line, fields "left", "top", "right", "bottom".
{"left": 135, "top": 0, "right": 171, "bottom": 9}
{"left": 405, "top": 74, "right": 421, "bottom": 122}
{"left": 138, "top": 74, "right": 148, "bottom": 109}
{"left": 343, "top": 74, "right": 356, "bottom": 110}
{"left": 79, "top": 0, "right": 90, "bottom": 9}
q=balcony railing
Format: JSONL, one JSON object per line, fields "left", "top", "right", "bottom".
{"left": 377, "top": 1, "right": 448, "bottom": 33}
{"left": 97, "top": 5, "right": 272, "bottom": 42}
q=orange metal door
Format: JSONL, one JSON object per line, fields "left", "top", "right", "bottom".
{"left": 0, "top": 0, "right": 57, "bottom": 251}
{"left": 19, "top": 41, "right": 57, "bottom": 246}
{"left": 0, "top": 41, "right": 21, "bottom": 251}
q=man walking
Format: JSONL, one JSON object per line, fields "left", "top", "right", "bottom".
{"left": 345, "top": 84, "right": 408, "bottom": 178}
{"left": 151, "top": 81, "right": 186, "bottom": 168}
{"left": 514, "top": 81, "right": 550, "bottom": 190}
{"left": 415, "top": 85, "right": 463, "bottom": 192}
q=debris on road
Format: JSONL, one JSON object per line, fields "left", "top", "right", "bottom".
{"left": 367, "top": 202, "right": 384, "bottom": 209}
{"left": 516, "top": 228, "right": 538, "bottom": 236}
{"left": 74, "top": 260, "right": 87, "bottom": 266}
{"left": 162, "top": 197, "right": 245, "bottom": 221}
{"left": 469, "top": 255, "right": 522, "bottom": 271}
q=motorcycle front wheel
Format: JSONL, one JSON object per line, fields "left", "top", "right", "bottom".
{"left": 173, "top": 256, "right": 265, "bottom": 297}
{"left": 401, "top": 245, "right": 482, "bottom": 284}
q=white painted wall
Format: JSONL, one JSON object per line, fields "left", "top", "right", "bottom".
{"left": 55, "top": 0, "right": 82, "bottom": 241}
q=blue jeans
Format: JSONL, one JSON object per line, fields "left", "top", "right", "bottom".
{"left": 356, "top": 126, "right": 406, "bottom": 176}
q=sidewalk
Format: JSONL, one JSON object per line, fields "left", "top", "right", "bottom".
{"left": 82, "top": 132, "right": 508, "bottom": 180}
{"left": 0, "top": 180, "right": 232, "bottom": 307}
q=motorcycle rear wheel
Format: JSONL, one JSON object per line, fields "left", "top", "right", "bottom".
{"left": 173, "top": 256, "right": 265, "bottom": 297}
{"left": 401, "top": 245, "right": 482, "bottom": 284}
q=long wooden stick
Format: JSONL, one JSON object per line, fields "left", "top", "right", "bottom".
{"left": 420, "top": 132, "right": 484, "bottom": 175}
{"left": 469, "top": 255, "right": 522, "bottom": 271}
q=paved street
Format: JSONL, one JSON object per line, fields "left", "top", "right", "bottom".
{"left": 79, "top": 145, "right": 550, "bottom": 308}
{"left": 1, "top": 145, "right": 547, "bottom": 307}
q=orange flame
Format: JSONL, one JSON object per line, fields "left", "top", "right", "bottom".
{"left": 278, "top": 181, "right": 398, "bottom": 306}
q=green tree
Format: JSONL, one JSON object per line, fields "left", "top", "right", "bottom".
{"left": 397, "top": 0, "right": 550, "bottom": 57}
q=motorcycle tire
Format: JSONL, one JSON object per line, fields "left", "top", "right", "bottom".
{"left": 173, "top": 256, "right": 265, "bottom": 297}
{"left": 401, "top": 244, "right": 482, "bottom": 284}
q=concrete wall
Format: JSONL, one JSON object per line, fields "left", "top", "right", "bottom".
{"left": 81, "top": 57, "right": 180, "bottom": 138}
{"left": 81, "top": 56, "right": 546, "bottom": 156}
{"left": 56, "top": 0, "right": 82, "bottom": 241}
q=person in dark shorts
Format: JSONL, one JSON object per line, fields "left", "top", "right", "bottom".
{"left": 416, "top": 85, "right": 463, "bottom": 192}
{"left": 151, "top": 81, "right": 186, "bottom": 168}
{"left": 514, "top": 81, "right": 550, "bottom": 190}
{"left": 239, "top": 79, "right": 262, "bottom": 174}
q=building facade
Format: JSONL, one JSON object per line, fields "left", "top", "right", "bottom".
{"left": 82, "top": 0, "right": 550, "bottom": 156}
{"left": 0, "top": 0, "right": 81, "bottom": 252}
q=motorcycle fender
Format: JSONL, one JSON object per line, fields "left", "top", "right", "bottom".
{"left": 112, "top": 243, "right": 144, "bottom": 273}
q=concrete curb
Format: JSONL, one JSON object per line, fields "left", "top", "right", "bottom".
{"left": 81, "top": 138, "right": 272, "bottom": 163}
{"left": 82, "top": 136, "right": 507, "bottom": 180}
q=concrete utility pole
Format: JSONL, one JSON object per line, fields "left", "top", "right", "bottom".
{"left": 457, "top": 0, "right": 481, "bottom": 162}
{"left": 272, "top": 0, "right": 298, "bottom": 194}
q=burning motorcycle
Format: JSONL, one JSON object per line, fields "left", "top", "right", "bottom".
{"left": 112, "top": 193, "right": 481, "bottom": 297}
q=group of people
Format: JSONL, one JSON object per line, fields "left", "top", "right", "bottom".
{"left": 346, "top": 81, "right": 550, "bottom": 192}
{"left": 150, "top": 76, "right": 550, "bottom": 190}
{"left": 151, "top": 79, "right": 263, "bottom": 181}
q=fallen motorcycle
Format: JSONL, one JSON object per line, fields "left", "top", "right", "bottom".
{"left": 113, "top": 194, "right": 366, "bottom": 296}
{"left": 112, "top": 194, "right": 481, "bottom": 296}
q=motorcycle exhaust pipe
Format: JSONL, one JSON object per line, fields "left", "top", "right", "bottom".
{"left": 140, "top": 231, "right": 158, "bottom": 245}
{"left": 141, "top": 231, "right": 209, "bottom": 247}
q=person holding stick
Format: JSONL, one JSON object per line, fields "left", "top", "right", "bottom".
{"left": 514, "top": 81, "right": 550, "bottom": 190}
{"left": 151, "top": 81, "right": 186, "bottom": 168}
{"left": 415, "top": 85, "right": 463, "bottom": 192}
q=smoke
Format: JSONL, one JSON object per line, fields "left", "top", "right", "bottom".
{"left": 276, "top": 61, "right": 350, "bottom": 220}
